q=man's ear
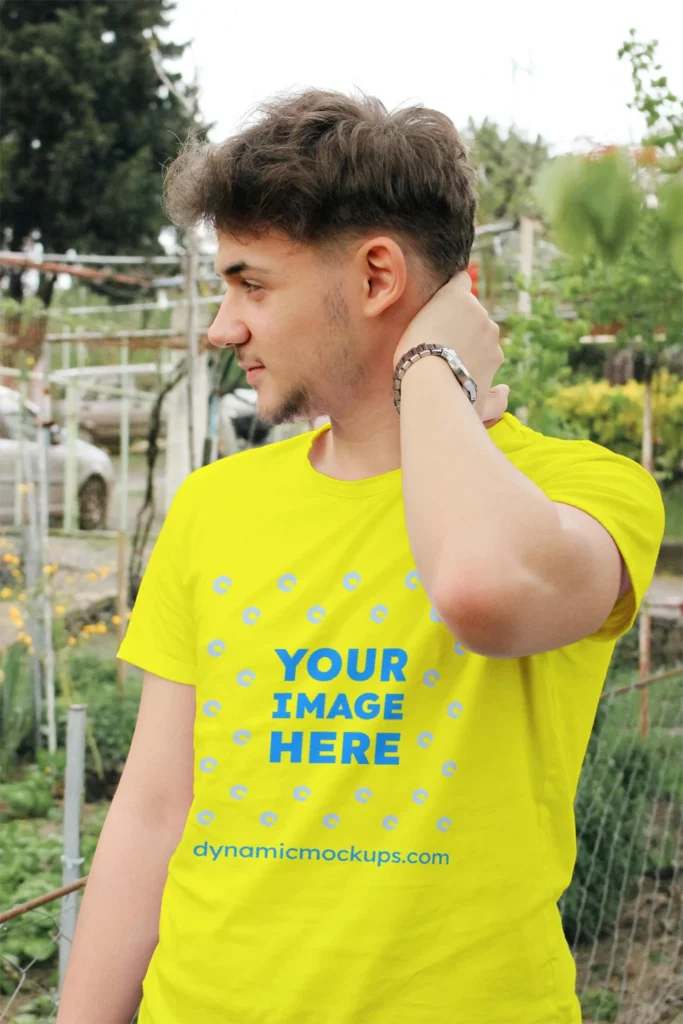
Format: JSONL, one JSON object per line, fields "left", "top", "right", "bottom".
{"left": 357, "top": 236, "right": 408, "bottom": 318}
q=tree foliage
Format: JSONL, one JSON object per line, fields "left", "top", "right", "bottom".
{"left": 465, "top": 118, "right": 549, "bottom": 224}
{"left": 0, "top": 0, "right": 196, "bottom": 300}
{"left": 533, "top": 32, "right": 682, "bottom": 359}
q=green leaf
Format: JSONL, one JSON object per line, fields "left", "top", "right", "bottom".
{"left": 21, "top": 937, "right": 57, "bottom": 962}
{"left": 669, "top": 235, "right": 683, "bottom": 276}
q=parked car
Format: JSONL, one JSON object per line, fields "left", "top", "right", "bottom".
{"left": 219, "top": 388, "right": 273, "bottom": 447}
{"left": 217, "top": 389, "right": 326, "bottom": 455}
{"left": 52, "top": 387, "right": 162, "bottom": 453}
{"left": 0, "top": 385, "right": 115, "bottom": 530}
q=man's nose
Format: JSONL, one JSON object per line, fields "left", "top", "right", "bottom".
{"left": 207, "top": 297, "right": 250, "bottom": 349}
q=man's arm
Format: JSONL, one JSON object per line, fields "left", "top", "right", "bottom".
{"left": 393, "top": 272, "right": 635, "bottom": 658}
{"left": 56, "top": 672, "right": 195, "bottom": 1024}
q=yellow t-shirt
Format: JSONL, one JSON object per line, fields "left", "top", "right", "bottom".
{"left": 117, "top": 413, "right": 664, "bottom": 1024}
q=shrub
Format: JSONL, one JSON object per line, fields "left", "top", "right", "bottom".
{"left": 579, "top": 988, "right": 620, "bottom": 1022}
{"left": 55, "top": 653, "right": 142, "bottom": 801}
{"left": 544, "top": 369, "right": 683, "bottom": 481}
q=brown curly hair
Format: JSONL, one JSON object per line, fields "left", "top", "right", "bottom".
{"left": 164, "top": 87, "right": 478, "bottom": 289}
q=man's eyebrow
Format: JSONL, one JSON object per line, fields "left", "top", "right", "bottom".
{"left": 215, "top": 261, "right": 274, "bottom": 278}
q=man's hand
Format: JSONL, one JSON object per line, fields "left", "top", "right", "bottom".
{"left": 394, "top": 270, "right": 506, "bottom": 425}
{"left": 481, "top": 383, "right": 510, "bottom": 428}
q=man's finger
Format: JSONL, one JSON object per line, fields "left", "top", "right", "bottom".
{"left": 454, "top": 270, "right": 473, "bottom": 293}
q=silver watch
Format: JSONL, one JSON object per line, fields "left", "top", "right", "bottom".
{"left": 393, "top": 343, "right": 478, "bottom": 414}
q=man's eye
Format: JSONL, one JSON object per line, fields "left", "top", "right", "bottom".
{"left": 241, "top": 281, "right": 261, "bottom": 293}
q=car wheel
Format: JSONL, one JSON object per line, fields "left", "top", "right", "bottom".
{"left": 78, "top": 476, "right": 107, "bottom": 531}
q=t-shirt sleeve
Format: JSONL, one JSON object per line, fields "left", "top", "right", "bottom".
{"left": 116, "top": 474, "right": 198, "bottom": 684}
{"left": 531, "top": 439, "right": 666, "bottom": 643}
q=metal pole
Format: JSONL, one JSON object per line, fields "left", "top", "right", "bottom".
{"left": 14, "top": 375, "right": 27, "bottom": 528}
{"left": 58, "top": 704, "right": 87, "bottom": 998}
{"left": 18, "top": 368, "right": 45, "bottom": 757}
{"left": 61, "top": 333, "right": 71, "bottom": 371}
{"left": 63, "top": 381, "right": 79, "bottom": 534}
{"left": 36, "top": 346, "right": 57, "bottom": 753}
{"left": 117, "top": 341, "right": 130, "bottom": 692}
{"left": 185, "top": 231, "right": 199, "bottom": 472}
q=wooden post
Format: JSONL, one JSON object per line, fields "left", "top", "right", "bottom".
{"left": 639, "top": 353, "right": 654, "bottom": 740}
{"left": 639, "top": 605, "right": 651, "bottom": 739}
{"left": 517, "top": 216, "right": 535, "bottom": 315}
{"left": 641, "top": 357, "right": 654, "bottom": 474}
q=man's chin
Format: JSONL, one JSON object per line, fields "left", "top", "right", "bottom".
{"left": 258, "top": 385, "right": 313, "bottom": 427}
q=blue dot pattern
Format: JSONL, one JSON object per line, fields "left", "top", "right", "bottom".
{"left": 202, "top": 568, "right": 467, "bottom": 835}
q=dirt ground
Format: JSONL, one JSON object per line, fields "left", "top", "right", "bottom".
{"left": 0, "top": 448, "right": 166, "bottom": 653}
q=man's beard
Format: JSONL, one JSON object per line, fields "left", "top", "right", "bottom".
{"left": 262, "top": 284, "right": 362, "bottom": 427}
{"left": 264, "top": 383, "right": 313, "bottom": 426}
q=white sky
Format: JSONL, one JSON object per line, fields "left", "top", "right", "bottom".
{"left": 162, "top": 0, "right": 682, "bottom": 154}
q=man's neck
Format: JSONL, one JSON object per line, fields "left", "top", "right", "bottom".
{"left": 308, "top": 401, "right": 402, "bottom": 482}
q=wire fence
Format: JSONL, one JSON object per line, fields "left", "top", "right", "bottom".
{"left": 1, "top": 660, "right": 681, "bottom": 1024}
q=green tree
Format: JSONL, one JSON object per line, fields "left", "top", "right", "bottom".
{"left": 0, "top": 0, "right": 195, "bottom": 304}
{"left": 502, "top": 269, "right": 590, "bottom": 434}
{"left": 465, "top": 118, "right": 549, "bottom": 223}
{"left": 465, "top": 119, "right": 549, "bottom": 308}
{"left": 533, "top": 33, "right": 682, "bottom": 470}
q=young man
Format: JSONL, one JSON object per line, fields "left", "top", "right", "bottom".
{"left": 57, "top": 89, "right": 664, "bottom": 1024}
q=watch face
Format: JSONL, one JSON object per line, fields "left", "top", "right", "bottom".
{"left": 444, "top": 350, "right": 477, "bottom": 403}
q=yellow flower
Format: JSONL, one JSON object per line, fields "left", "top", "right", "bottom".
{"left": 22, "top": 635, "right": 32, "bottom": 645}
{"left": 17, "top": 593, "right": 25, "bottom": 602}
{"left": 1, "top": 588, "right": 11, "bottom": 599}
{"left": 99, "top": 566, "right": 110, "bottom": 578}
{"left": 3, "top": 553, "right": 13, "bottom": 563}
{"left": 43, "top": 564, "right": 58, "bottom": 576}
{"left": 55, "top": 605, "right": 65, "bottom": 615}
{"left": 17, "top": 632, "right": 25, "bottom": 640}
{"left": 112, "top": 614, "right": 122, "bottom": 625}
{"left": 44, "top": 765, "right": 52, "bottom": 773}
{"left": 87, "top": 572, "right": 97, "bottom": 581}
{"left": 67, "top": 636, "right": 77, "bottom": 646}
{"left": 11, "top": 569, "right": 21, "bottom": 578}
